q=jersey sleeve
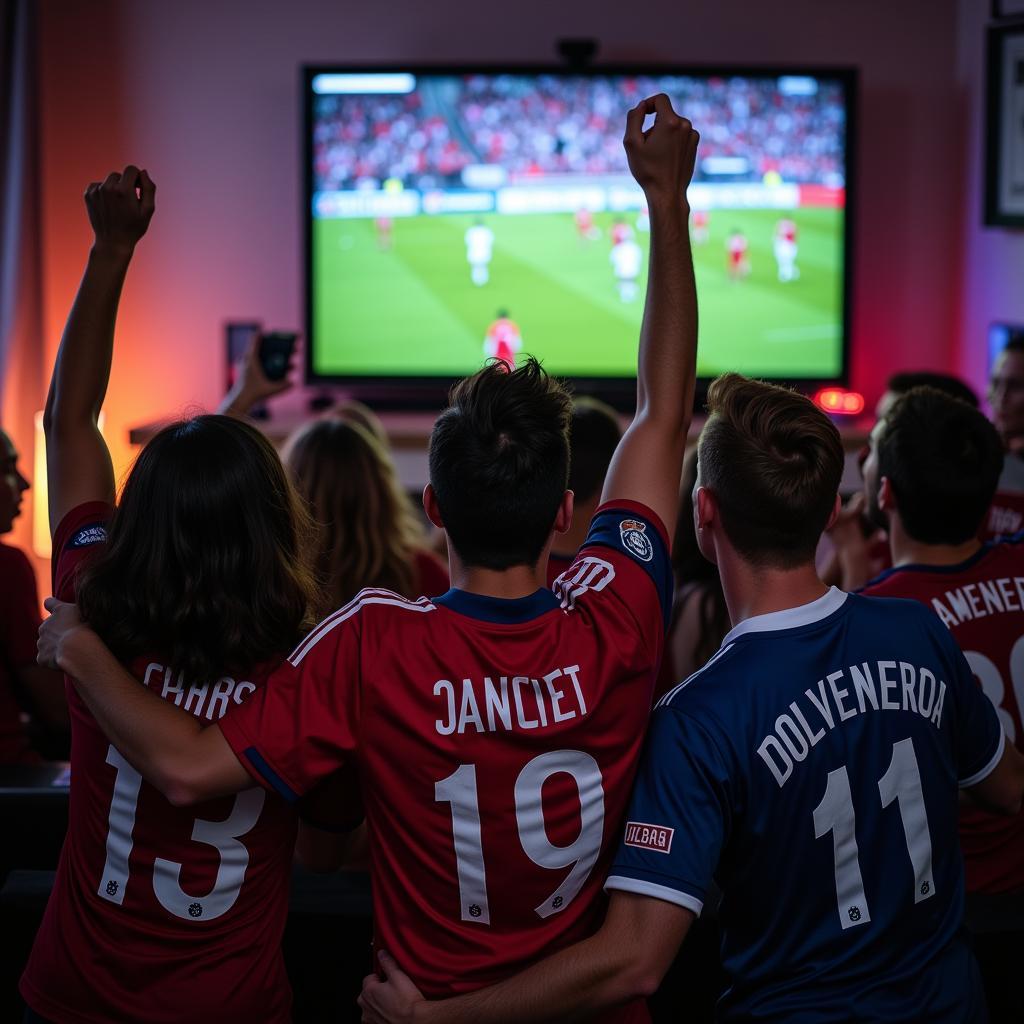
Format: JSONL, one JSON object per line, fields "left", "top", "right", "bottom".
{"left": 605, "top": 706, "right": 731, "bottom": 915}
{"left": 0, "top": 546, "right": 42, "bottom": 668}
{"left": 563, "top": 499, "right": 673, "bottom": 637}
{"left": 940, "top": 623, "right": 1005, "bottom": 787}
{"left": 218, "top": 608, "right": 363, "bottom": 803}
{"left": 51, "top": 501, "right": 112, "bottom": 602}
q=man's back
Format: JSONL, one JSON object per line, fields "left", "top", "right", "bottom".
{"left": 220, "top": 502, "right": 671, "bottom": 1014}
{"left": 862, "top": 534, "right": 1024, "bottom": 893}
{"left": 609, "top": 589, "right": 1000, "bottom": 1022}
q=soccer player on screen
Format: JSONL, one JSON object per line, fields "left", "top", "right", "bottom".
{"left": 690, "top": 208, "right": 709, "bottom": 244}
{"left": 773, "top": 217, "right": 799, "bottom": 282}
{"left": 359, "top": 377, "right": 1024, "bottom": 1024}
{"left": 483, "top": 309, "right": 522, "bottom": 371}
{"left": 610, "top": 216, "right": 633, "bottom": 246}
{"left": 38, "top": 95, "right": 701, "bottom": 1021}
{"left": 610, "top": 237, "right": 643, "bottom": 302}
{"left": 726, "top": 227, "right": 749, "bottom": 279}
{"left": 465, "top": 218, "right": 494, "bottom": 286}
{"left": 856, "top": 387, "right": 1024, "bottom": 1020}
{"left": 575, "top": 207, "right": 600, "bottom": 242}
{"left": 375, "top": 216, "right": 393, "bottom": 251}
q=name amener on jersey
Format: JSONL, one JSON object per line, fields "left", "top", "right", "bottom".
{"left": 756, "top": 659, "right": 947, "bottom": 787}
{"left": 434, "top": 664, "right": 587, "bottom": 735}
{"left": 929, "top": 574, "right": 1024, "bottom": 629}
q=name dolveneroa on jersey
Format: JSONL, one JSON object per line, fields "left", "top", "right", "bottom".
{"left": 434, "top": 663, "right": 587, "bottom": 736}
{"left": 758, "top": 658, "right": 948, "bottom": 788}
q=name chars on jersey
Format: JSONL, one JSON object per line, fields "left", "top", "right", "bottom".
{"left": 434, "top": 665, "right": 587, "bottom": 735}
{"left": 144, "top": 661, "right": 256, "bottom": 722}
{"left": 930, "top": 575, "right": 1024, "bottom": 629}
{"left": 758, "top": 659, "right": 947, "bottom": 787}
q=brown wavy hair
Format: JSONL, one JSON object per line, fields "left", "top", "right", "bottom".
{"left": 699, "top": 373, "right": 843, "bottom": 568}
{"left": 283, "top": 418, "right": 425, "bottom": 610}
{"left": 76, "top": 415, "right": 320, "bottom": 682}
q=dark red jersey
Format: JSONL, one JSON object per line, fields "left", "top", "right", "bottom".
{"left": 861, "top": 534, "right": 1024, "bottom": 893}
{"left": 220, "top": 501, "right": 673, "bottom": 1021}
{"left": 0, "top": 541, "right": 43, "bottom": 763}
{"left": 21, "top": 502, "right": 303, "bottom": 1023}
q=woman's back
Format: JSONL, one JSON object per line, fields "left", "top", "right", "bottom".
{"left": 21, "top": 502, "right": 299, "bottom": 1023}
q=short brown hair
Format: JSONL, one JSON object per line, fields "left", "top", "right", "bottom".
{"left": 698, "top": 374, "right": 843, "bottom": 568}
{"left": 429, "top": 358, "right": 572, "bottom": 570}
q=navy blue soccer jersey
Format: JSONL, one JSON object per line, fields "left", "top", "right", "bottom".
{"left": 607, "top": 587, "right": 1002, "bottom": 1023}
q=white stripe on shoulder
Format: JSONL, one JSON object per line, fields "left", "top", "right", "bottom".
{"left": 289, "top": 590, "right": 435, "bottom": 666}
{"left": 959, "top": 729, "right": 1006, "bottom": 789}
{"left": 656, "top": 643, "right": 735, "bottom": 708}
{"left": 604, "top": 876, "right": 704, "bottom": 916}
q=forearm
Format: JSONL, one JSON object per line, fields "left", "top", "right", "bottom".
{"left": 45, "top": 245, "right": 132, "bottom": 433}
{"left": 57, "top": 628, "right": 227, "bottom": 804}
{"left": 416, "top": 933, "right": 647, "bottom": 1024}
{"left": 635, "top": 198, "right": 697, "bottom": 425}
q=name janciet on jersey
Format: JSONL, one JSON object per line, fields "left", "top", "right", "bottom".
{"left": 758, "top": 659, "right": 948, "bottom": 787}
{"left": 434, "top": 665, "right": 587, "bottom": 735}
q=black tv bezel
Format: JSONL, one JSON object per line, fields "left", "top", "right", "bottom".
{"left": 303, "top": 63, "right": 858, "bottom": 408}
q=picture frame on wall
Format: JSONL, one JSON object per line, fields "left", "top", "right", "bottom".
{"left": 985, "top": 24, "right": 1024, "bottom": 227}
{"left": 992, "top": 0, "right": 1024, "bottom": 19}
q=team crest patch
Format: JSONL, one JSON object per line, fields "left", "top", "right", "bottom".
{"left": 70, "top": 525, "right": 107, "bottom": 548}
{"left": 624, "top": 821, "right": 674, "bottom": 854}
{"left": 619, "top": 519, "right": 653, "bottom": 562}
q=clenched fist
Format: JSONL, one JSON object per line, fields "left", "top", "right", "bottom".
{"left": 623, "top": 94, "right": 699, "bottom": 209}
{"left": 85, "top": 165, "right": 156, "bottom": 256}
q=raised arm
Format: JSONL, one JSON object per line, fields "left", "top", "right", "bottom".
{"left": 38, "top": 598, "right": 250, "bottom": 803}
{"left": 359, "top": 892, "right": 693, "bottom": 1024}
{"left": 601, "top": 95, "right": 699, "bottom": 533}
{"left": 43, "top": 166, "right": 155, "bottom": 533}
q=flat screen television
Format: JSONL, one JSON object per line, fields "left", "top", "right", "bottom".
{"left": 304, "top": 65, "right": 855, "bottom": 402}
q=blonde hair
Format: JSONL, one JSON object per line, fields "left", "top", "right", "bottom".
{"left": 283, "top": 418, "right": 425, "bottom": 612}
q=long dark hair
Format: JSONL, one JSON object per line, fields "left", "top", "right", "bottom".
{"left": 77, "top": 415, "right": 320, "bottom": 682}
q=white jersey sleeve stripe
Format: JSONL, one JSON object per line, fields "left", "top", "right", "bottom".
{"left": 604, "top": 875, "right": 704, "bottom": 916}
{"left": 288, "top": 587, "right": 434, "bottom": 661}
{"left": 959, "top": 729, "right": 1007, "bottom": 789}
{"left": 289, "top": 593, "right": 435, "bottom": 666}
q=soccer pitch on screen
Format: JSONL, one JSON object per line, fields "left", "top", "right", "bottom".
{"left": 311, "top": 206, "right": 844, "bottom": 380}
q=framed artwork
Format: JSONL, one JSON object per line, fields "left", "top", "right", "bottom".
{"left": 985, "top": 24, "right": 1024, "bottom": 227}
{"left": 992, "top": 0, "right": 1024, "bottom": 19}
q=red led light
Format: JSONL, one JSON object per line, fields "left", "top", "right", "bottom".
{"left": 813, "top": 388, "right": 865, "bottom": 416}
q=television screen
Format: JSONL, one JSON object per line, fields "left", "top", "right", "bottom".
{"left": 305, "top": 67, "right": 853, "bottom": 392}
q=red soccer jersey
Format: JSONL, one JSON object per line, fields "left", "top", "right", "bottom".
{"left": 611, "top": 222, "right": 632, "bottom": 245}
{"left": 984, "top": 490, "right": 1024, "bottom": 540}
{"left": 0, "top": 541, "right": 43, "bottom": 763}
{"left": 20, "top": 502, "right": 307, "bottom": 1024}
{"left": 220, "top": 501, "right": 673, "bottom": 1021}
{"left": 861, "top": 535, "right": 1024, "bottom": 893}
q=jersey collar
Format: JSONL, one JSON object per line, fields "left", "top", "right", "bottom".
{"left": 722, "top": 586, "right": 848, "bottom": 644}
{"left": 433, "top": 587, "right": 561, "bottom": 624}
{"left": 864, "top": 543, "right": 996, "bottom": 587}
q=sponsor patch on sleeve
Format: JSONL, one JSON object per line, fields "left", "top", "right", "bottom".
{"left": 619, "top": 519, "right": 654, "bottom": 562}
{"left": 69, "top": 524, "right": 108, "bottom": 548}
{"left": 624, "top": 820, "right": 674, "bottom": 854}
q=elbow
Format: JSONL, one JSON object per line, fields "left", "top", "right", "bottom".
{"left": 161, "top": 767, "right": 213, "bottom": 808}
{"left": 607, "top": 952, "right": 666, "bottom": 1004}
